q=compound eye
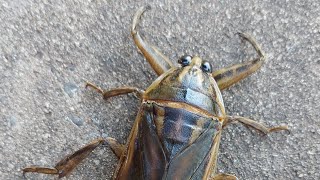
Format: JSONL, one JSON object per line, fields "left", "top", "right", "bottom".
{"left": 201, "top": 61, "right": 212, "bottom": 73}
{"left": 178, "top": 55, "right": 192, "bottom": 67}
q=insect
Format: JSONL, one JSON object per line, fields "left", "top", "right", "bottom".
{"left": 23, "top": 6, "right": 288, "bottom": 180}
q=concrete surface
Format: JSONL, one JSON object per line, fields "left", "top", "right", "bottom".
{"left": 0, "top": 0, "right": 319, "bottom": 179}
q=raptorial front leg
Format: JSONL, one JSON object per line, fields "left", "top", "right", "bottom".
{"left": 132, "top": 6, "right": 174, "bottom": 76}
{"left": 213, "top": 33, "right": 265, "bottom": 91}
{"left": 22, "top": 138, "right": 125, "bottom": 178}
{"left": 86, "top": 82, "right": 144, "bottom": 100}
{"left": 226, "top": 115, "right": 289, "bottom": 135}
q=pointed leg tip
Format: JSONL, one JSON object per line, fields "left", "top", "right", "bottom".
{"left": 282, "top": 126, "right": 291, "bottom": 134}
{"left": 145, "top": 4, "right": 152, "bottom": 11}
{"left": 236, "top": 32, "right": 251, "bottom": 40}
{"left": 270, "top": 125, "right": 290, "bottom": 134}
{"left": 132, "top": 5, "right": 152, "bottom": 33}
{"left": 85, "top": 82, "right": 91, "bottom": 89}
{"left": 136, "top": 5, "right": 152, "bottom": 19}
{"left": 85, "top": 81, "right": 94, "bottom": 89}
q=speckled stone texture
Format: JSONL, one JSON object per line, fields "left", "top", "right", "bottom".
{"left": 0, "top": 0, "right": 319, "bottom": 179}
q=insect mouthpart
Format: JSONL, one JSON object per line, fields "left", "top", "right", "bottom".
{"left": 190, "top": 65, "right": 201, "bottom": 74}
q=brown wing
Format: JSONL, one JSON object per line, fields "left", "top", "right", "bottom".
{"left": 163, "top": 120, "right": 221, "bottom": 179}
{"left": 113, "top": 103, "right": 167, "bottom": 180}
{"left": 113, "top": 102, "right": 222, "bottom": 180}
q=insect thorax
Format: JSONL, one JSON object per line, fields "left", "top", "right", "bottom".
{"left": 144, "top": 67, "right": 225, "bottom": 117}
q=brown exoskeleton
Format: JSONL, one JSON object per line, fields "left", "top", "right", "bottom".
{"left": 23, "top": 6, "right": 288, "bottom": 180}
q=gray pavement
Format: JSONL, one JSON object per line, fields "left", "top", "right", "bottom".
{"left": 0, "top": 0, "right": 319, "bottom": 179}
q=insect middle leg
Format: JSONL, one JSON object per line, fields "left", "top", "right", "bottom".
{"left": 225, "top": 115, "right": 289, "bottom": 135}
{"left": 132, "top": 6, "right": 174, "bottom": 76}
{"left": 86, "top": 82, "right": 142, "bottom": 154}
{"left": 86, "top": 82, "right": 144, "bottom": 100}
{"left": 212, "top": 33, "right": 265, "bottom": 91}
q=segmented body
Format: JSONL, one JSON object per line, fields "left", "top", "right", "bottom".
{"left": 114, "top": 63, "right": 226, "bottom": 179}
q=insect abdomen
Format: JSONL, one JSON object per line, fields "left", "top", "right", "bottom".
{"left": 114, "top": 102, "right": 221, "bottom": 180}
{"left": 152, "top": 102, "right": 222, "bottom": 179}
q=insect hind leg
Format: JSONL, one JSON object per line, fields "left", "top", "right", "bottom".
{"left": 106, "top": 137, "right": 125, "bottom": 158}
{"left": 22, "top": 138, "right": 105, "bottom": 178}
{"left": 212, "top": 173, "right": 238, "bottom": 180}
{"left": 22, "top": 138, "right": 125, "bottom": 178}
